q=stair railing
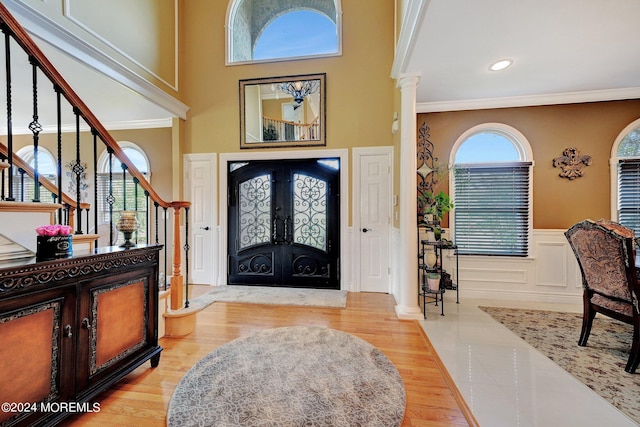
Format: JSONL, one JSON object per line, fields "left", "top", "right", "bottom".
{"left": 0, "top": 3, "right": 191, "bottom": 309}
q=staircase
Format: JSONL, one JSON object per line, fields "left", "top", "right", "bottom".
{"left": 0, "top": 3, "right": 195, "bottom": 335}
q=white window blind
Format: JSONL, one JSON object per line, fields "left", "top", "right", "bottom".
{"left": 618, "top": 159, "right": 640, "bottom": 234}
{"left": 454, "top": 162, "right": 531, "bottom": 256}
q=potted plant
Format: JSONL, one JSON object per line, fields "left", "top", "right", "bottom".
{"left": 420, "top": 191, "right": 453, "bottom": 240}
{"left": 430, "top": 191, "right": 454, "bottom": 221}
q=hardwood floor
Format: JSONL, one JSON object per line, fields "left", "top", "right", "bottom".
{"left": 64, "top": 290, "right": 476, "bottom": 426}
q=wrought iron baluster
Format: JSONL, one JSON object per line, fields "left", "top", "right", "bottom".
{"left": 121, "top": 162, "right": 127, "bottom": 211}
{"left": 133, "top": 177, "right": 139, "bottom": 243}
{"left": 154, "top": 201, "right": 159, "bottom": 245}
{"left": 3, "top": 26, "right": 13, "bottom": 201}
{"left": 55, "top": 85, "right": 63, "bottom": 224}
{"left": 145, "top": 190, "right": 150, "bottom": 245}
{"left": 107, "top": 148, "right": 114, "bottom": 245}
{"left": 17, "top": 167, "right": 24, "bottom": 201}
{"left": 92, "top": 130, "right": 98, "bottom": 245}
{"left": 72, "top": 107, "right": 83, "bottom": 234}
{"left": 28, "top": 56, "right": 41, "bottom": 203}
{"left": 0, "top": 152, "right": 6, "bottom": 200}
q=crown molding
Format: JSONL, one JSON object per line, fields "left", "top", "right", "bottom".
{"left": 391, "top": 0, "right": 430, "bottom": 79}
{"left": 417, "top": 87, "right": 640, "bottom": 113}
{"left": 3, "top": 0, "right": 189, "bottom": 120}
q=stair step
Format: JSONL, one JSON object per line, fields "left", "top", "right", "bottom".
{"left": 0, "top": 201, "right": 62, "bottom": 214}
{"left": 71, "top": 234, "right": 100, "bottom": 252}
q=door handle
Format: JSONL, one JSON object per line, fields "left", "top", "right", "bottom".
{"left": 362, "top": 228, "right": 371, "bottom": 233}
{"left": 200, "top": 226, "right": 210, "bottom": 230}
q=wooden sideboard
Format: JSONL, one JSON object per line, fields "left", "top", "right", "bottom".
{"left": 0, "top": 245, "right": 163, "bottom": 427}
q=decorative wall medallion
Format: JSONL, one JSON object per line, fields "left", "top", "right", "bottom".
{"left": 552, "top": 147, "right": 592, "bottom": 180}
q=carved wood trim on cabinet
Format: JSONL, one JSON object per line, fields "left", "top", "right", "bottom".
{"left": 0, "top": 245, "right": 162, "bottom": 427}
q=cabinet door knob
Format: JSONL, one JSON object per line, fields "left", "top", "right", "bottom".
{"left": 82, "top": 318, "right": 91, "bottom": 330}
{"left": 64, "top": 324, "right": 73, "bottom": 337}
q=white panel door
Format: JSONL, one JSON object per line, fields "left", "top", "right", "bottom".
{"left": 185, "top": 154, "right": 216, "bottom": 285}
{"left": 358, "top": 150, "right": 391, "bottom": 293}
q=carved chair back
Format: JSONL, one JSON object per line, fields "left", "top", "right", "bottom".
{"left": 565, "top": 219, "right": 637, "bottom": 317}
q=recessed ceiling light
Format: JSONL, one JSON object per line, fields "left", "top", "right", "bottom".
{"left": 489, "top": 59, "right": 513, "bottom": 71}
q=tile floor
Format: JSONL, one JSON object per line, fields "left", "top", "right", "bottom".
{"left": 419, "top": 295, "right": 638, "bottom": 427}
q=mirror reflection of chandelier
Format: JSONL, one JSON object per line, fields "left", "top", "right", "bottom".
{"left": 277, "top": 80, "right": 320, "bottom": 104}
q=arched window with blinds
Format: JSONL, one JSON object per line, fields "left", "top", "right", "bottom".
{"left": 615, "top": 121, "right": 640, "bottom": 233}
{"left": 451, "top": 124, "right": 533, "bottom": 257}
{"left": 96, "top": 142, "right": 150, "bottom": 245}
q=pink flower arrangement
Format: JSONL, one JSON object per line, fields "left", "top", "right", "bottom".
{"left": 36, "top": 224, "right": 73, "bottom": 237}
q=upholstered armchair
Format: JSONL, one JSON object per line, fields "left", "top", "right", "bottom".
{"left": 565, "top": 219, "right": 640, "bottom": 373}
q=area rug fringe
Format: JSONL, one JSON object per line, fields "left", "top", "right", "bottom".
{"left": 480, "top": 306, "right": 640, "bottom": 425}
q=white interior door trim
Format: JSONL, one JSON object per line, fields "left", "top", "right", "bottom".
{"left": 184, "top": 153, "right": 217, "bottom": 285}
{"left": 219, "top": 149, "right": 349, "bottom": 289}
{"left": 353, "top": 146, "right": 394, "bottom": 293}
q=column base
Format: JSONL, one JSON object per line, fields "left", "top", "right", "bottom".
{"left": 395, "top": 304, "right": 424, "bottom": 320}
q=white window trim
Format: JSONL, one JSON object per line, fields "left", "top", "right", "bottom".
{"left": 15, "top": 145, "right": 57, "bottom": 176}
{"left": 97, "top": 141, "right": 151, "bottom": 179}
{"left": 609, "top": 117, "right": 640, "bottom": 221}
{"left": 449, "top": 123, "right": 535, "bottom": 258}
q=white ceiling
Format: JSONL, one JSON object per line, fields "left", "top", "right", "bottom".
{"left": 399, "top": 0, "right": 640, "bottom": 112}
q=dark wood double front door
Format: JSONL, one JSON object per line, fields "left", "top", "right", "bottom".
{"left": 227, "top": 158, "right": 340, "bottom": 289}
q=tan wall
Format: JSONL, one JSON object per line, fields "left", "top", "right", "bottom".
{"left": 418, "top": 100, "right": 640, "bottom": 230}
{"left": 180, "top": 1, "right": 396, "bottom": 156}
{"left": 18, "top": 0, "right": 177, "bottom": 94}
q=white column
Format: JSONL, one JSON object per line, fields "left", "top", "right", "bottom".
{"left": 395, "top": 73, "right": 423, "bottom": 319}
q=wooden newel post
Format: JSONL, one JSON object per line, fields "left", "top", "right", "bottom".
{"left": 170, "top": 201, "right": 190, "bottom": 310}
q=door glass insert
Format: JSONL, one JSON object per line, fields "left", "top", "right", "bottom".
{"left": 239, "top": 174, "right": 272, "bottom": 250}
{"left": 293, "top": 173, "right": 327, "bottom": 251}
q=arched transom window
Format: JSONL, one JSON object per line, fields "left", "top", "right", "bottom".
{"left": 227, "top": 0, "right": 342, "bottom": 64}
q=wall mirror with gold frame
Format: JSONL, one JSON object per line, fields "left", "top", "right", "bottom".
{"left": 239, "top": 73, "right": 326, "bottom": 149}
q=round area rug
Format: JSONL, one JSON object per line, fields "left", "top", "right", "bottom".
{"left": 167, "top": 326, "right": 406, "bottom": 427}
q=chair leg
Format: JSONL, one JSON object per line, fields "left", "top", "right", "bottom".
{"left": 625, "top": 321, "right": 640, "bottom": 374}
{"left": 578, "top": 298, "right": 596, "bottom": 347}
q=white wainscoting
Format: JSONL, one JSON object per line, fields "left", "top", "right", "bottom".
{"left": 387, "top": 227, "right": 583, "bottom": 305}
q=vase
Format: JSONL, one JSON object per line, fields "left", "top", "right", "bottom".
{"left": 426, "top": 252, "right": 437, "bottom": 268}
{"left": 117, "top": 211, "right": 139, "bottom": 248}
{"left": 36, "top": 235, "right": 73, "bottom": 260}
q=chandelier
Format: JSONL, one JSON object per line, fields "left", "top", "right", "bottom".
{"left": 277, "top": 79, "right": 320, "bottom": 104}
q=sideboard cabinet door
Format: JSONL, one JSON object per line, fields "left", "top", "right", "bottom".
{"left": 0, "top": 286, "right": 76, "bottom": 426}
{"left": 75, "top": 267, "right": 159, "bottom": 395}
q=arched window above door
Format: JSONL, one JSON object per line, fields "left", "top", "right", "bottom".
{"left": 226, "top": 0, "right": 342, "bottom": 64}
